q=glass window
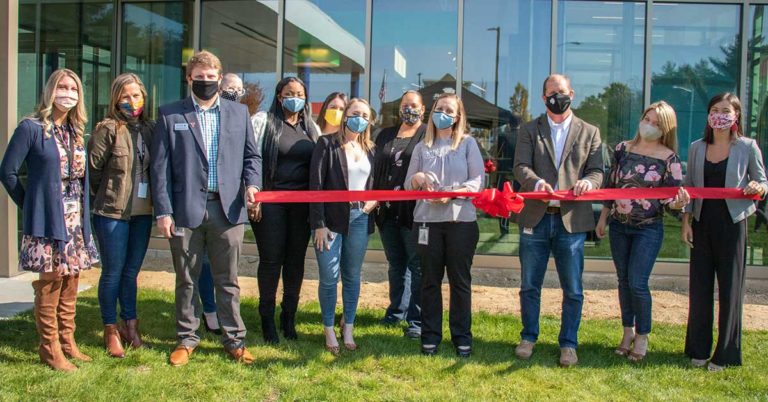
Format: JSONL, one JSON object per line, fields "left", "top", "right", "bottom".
{"left": 650, "top": 3, "right": 741, "bottom": 160}
{"left": 17, "top": 0, "right": 114, "bottom": 131}
{"left": 462, "top": 0, "right": 551, "bottom": 255}
{"left": 122, "top": 2, "right": 192, "bottom": 120}
{"left": 202, "top": 0, "right": 278, "bottom": 114}
{"left": 371, "top": 0, "right": 458, "bottom": 129}
{"left": 558, "top": 1, "right": 645, "bottom": 149}
{"left": 283, "top": 0, "right": 366, "bottom": 112}
{"left": 748, "top": 5, "right": 768, "bottom": 267}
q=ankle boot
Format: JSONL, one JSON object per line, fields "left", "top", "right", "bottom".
{"left": 280, "top": 311, "right": 297, "bottom": 340}
{"left": 57, "top": 275, "right": 91, "bottom": 362}
{"left": 104, "top": 324, "right": 125, "bottom": 358}
{"left": 119, "top": 319, "right": 144, "bottom": 349}
{"left": 33, "top": 277, "right": 77, "bottom": 372}
{"left": 259, "top": 301, "right": 279, "bottom": 344}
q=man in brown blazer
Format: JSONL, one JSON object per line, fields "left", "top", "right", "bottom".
{"left": 512, "top": 74, "right": 604, "bottom": 367}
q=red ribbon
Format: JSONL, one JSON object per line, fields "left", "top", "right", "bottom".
{"left": 253, "top": 183, "right": 760, "bottom": 218}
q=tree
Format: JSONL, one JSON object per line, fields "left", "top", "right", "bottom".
{"left": 509, "top": 82, "right": 532, "bottom": 122}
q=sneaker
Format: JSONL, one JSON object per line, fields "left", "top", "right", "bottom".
{"left": 403, "top": 326, "right": 421, "bottom": 339}
{"left": 691, "top": 358, "right": 708, "bottom": 368}
{"left": 515, "top": 340, "right": 535, "bottom": 360}
{"left": 379, "top": 316, "right": 400, "bottom": 326}
{"left": 559, "top": 347, "right": 578, "bottom": 367}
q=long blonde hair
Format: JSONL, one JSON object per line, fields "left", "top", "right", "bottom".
{"left": 629, "top": 101, "right": 678, "bottom": 152}
{"left": 106, "top": 73, "right": 149, "bottom": 124}
{"left": 336, "top": 98, "right": 374, "bottom": 153}
{"left": 424, "top": 93, "right": 467, "bottom": 150}
{"left": 30, "top": 69, "right": 87, "bottom": 144}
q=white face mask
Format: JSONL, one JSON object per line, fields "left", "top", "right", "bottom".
{"left": 53, "top": 90, "right": 79, "bottom": 111}
{"left": 638, "top": 121, "right": 662, "bottom": 141}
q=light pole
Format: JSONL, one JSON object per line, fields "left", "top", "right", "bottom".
{"left": 673, "top": 85, "right": 694, "bottom": 140}
{"left": 487, "top": 27, "right": 500, "bottom": 106}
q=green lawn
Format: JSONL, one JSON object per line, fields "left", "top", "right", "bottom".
{"left": 1, "top": 288, "right": 766, "bottom": 401}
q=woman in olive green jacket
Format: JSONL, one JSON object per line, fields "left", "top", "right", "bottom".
{"left": 87, "top": 73, "right": 154, "bottom": 358}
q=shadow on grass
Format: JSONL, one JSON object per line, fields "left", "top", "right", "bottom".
{"left": 0, "top": 291, "right": 692, "bottom": 373}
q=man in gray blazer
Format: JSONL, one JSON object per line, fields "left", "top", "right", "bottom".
{"left": 513, "top": 74, "right": 604, "bottom": 367}
{"left": 151, "top": 51, "right": 261, "bottom": 366}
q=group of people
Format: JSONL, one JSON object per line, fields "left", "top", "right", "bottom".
{"left": 1, "top": 50, "right": 764, "bottom": 374}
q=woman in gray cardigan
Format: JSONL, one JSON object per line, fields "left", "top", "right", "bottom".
{"left": 680, "top": 93, "right": 768, "bottom": 372}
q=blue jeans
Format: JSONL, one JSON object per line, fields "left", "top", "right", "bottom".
{"left": 199, "top": 252, "right": 217, "bottom": 314}
{"left": 379, "top": 218, "right": 421, "bottom": 329}
{"left": 93, "top": 214, "right": 153, "bottom": 325}
{"left": 315, "top": 209, "right": 370, "bottom": 327}
{"left": 519, "top": 213, "right": 586, "bottom": 348}
{"left": 609, "top": 220, "right": 663, "bottom": 335}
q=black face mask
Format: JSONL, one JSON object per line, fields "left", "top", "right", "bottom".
{"left": 192, "top": 80, "right": 219, "bottom": 101}
{"left": 545, "top": 93, "right": 572, "bottom": 115}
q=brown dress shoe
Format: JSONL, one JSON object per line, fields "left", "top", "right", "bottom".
{"left": 58, "top": 275, "right": 92, "bottom": 362}
{"left": 170, "top": 345, "right": 195, "bottom": 366}
{"left": 559, "top": 347, "right": 578, "bottom": 367}
{"left": 515, "top": 340, "right": 535, "bottom": 360}
{"left": 118, "top": 319, "right": 144, "bottom": 349}
{"left": 33, "top": 277, "right": 77, "bottom": 372}
{"left": 104, "top": 324, "right": 126, "bottom": 358}
{"left": 227, "top": 347, "right": 255, "bottom": 365}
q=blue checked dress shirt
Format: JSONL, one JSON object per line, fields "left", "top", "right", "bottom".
{"left": 193, "top": 97, "right": 221, "bottom": 193}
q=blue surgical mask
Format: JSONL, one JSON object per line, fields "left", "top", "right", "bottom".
{"left": 432, "top": 112, "right": 455, "bottom": 130}
{"left": 281, "top": 97, "right": 305, "bottom": 113}
{"left": 345, "top": 115, "right": 369, "bottom": 133}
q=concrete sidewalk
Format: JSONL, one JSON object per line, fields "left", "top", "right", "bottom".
{"left": 0, "top": 273, "right": 91, "bottom": 319}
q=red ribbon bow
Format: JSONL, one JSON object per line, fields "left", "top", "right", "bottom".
{"left": 471, "top": 182, "right": 525, "bottom": 218}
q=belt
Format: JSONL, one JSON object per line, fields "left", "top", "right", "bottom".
{"left": 545, "top": 206, "right": 560, "bottom": 214}
{"left": 350, "top": 201, "right": 364, "bottom": 210}
{"left": 206, "top": 192, "right": 220, "bottom": 201}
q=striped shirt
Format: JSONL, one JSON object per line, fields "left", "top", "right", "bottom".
{"left": 193, "top": 97, "right": 221, "bottom": 193}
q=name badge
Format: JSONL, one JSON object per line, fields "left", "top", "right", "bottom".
{"left": 174, "top": 123, "right": 189, "bottom": 131}
{"left": 63, "top": 199, "right": 80, "bottom": 215}
{"left": 418, "top": 225, "right": 429, "bottom": 245}
{"left": 138, "top": 182, "right": 149, "bottom": 199}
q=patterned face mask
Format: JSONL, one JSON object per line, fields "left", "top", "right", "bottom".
{"left": 708, "top": 112, "right": 737, "bottom": 130}
{"left": 118, "top": 99, "right": 144, "bottom": 118}
{"left": 220, "top": 88, "right": 245, "bottom": 102}
{"left": 400, "top": 106, "right": 422, "bottom": 125}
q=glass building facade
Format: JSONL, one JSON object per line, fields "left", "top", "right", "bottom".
{"left": 14, "top": 0, "right": 768, "bottom": 265}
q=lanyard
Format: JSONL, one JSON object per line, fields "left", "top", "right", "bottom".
{"left": 53, "top": 125, "right": 75, "bottom": 178}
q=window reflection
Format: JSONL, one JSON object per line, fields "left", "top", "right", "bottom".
{"left": 122, "top": 2, "right": 192, "bottom": 120}
{"left": 650, "top": 3, "right": 741, "bottom": 159}
{"left": 283, "top": 0, "right": 366, "bottom": 113}
{"left": 371, "top": 0, "right": 458, "bottom": 129}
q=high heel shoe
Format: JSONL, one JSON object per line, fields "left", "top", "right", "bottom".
{"left": 627, "top": 334, "right": 648, "bottom": 363}
{"left": 339, "top": 316, "right": 357, "bottom": 351}
{"left": 323, "top": 327, "right": 340, "bottom": 356}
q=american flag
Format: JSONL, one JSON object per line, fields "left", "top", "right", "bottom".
{"left": 378, "top": 70, "right": 387, "bottom": 104}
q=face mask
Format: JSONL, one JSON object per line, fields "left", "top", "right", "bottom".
{"left": 545, "top": 93, "right": 572, "bottom": 115}
{"left": 54, "top": 91, "right": 79, "bottom": 111}
{"left": 192, "top": 80, "right": 219, "bottom": 101}
{"left": 708, "top": 112, "right": 737, "bottom": 130}
{"left": 118, "top": 99, "right": 144, "bottom": 119}
{"left": 400, "top": 106, "right": 422, "bottom": 125}
{"left": 324, "top": 109, "right": 343, "bottom": 127}
{"left": 638, "top": 121, "right": 662, "bottom": 140}
{"left": 220, "top": 89, "right": 244, "bottom": 102}
{"left": 432, "top": 112, "right": 455, "bottom": 130}
{"left": 281, "top": 97, "right": 305, "bottom": 113}
{"left": 345, "top": 115, "right": 369, "bottom": 133}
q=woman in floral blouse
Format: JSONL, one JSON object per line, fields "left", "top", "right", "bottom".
{"left": 0, "top": 69, "right": 99, "bottom": 372}
{"left": 596, "top": 101, "right": 689, "bottom": 362}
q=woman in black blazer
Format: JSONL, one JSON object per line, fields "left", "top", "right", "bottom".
{"left": 309, "top": 98, "right": 376, "bottom": 355}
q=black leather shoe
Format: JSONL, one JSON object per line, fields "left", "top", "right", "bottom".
{"left": 421, "top": 345, "right": 438, "bottom": 356}
{"left": 455, "top": 346, "right": 472, "bottom": 358}
{"left": 202, "top": 314, "right": 222, "bottom": 335}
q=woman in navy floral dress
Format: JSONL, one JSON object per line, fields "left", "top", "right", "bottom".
{"left": 596, "top": 101, "right": 689, "bottom": 362}
{"left": 0, "top": 69, "right": 99, "bottom": 372}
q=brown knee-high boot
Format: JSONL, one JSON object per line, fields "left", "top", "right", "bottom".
{"left": 33, "top": 275, "right": 77, "bottom": 372}
{"left": 58, "top": 274, "right": 92, "bottom": 362}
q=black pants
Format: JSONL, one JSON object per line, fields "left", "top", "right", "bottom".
{"left": 685, "top": 217, "right": 747, "bottom": 366}
{"left": 251, "top": 203, "right": 311, "bottom": 316}
{"left": 416, "top": 221, "right": 479, "bottom": 347}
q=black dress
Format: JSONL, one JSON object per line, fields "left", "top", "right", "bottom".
{"left": 685, "top": 157, "right": 747, "bottom": 366}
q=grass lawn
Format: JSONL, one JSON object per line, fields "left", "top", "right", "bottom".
{"left": 1, "top": 288, "right": 767, "bottom": 401}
